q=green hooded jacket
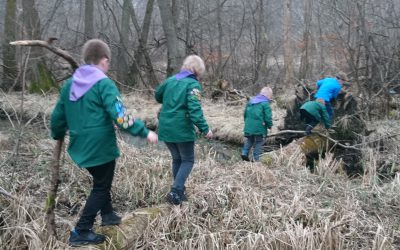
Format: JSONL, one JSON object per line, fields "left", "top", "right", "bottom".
{"left": 50, "top": 78, "right": 149, "bottom": 168}
{"left": 155, "top": 75, "right": 209, "bottom": 142}
{"left": 300, "top": 101, "right": 331, "bottom": 128}
{"left": 243, "top": 99, "right": 273, "bottom": 136}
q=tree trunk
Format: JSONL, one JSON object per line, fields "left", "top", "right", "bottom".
{"left": 117, "top": 0, "right": 131, "bottom": 84}
{"left": 2, "top": 0, "right": 17, "bottom": 91}
{"left": 283, "top": 0, "right": 294, "bottom": 86}
{"left": 22, "top": 0, "right": 55, "bottom": 93}
{"left": 84, "top": 0, "right": 94, "bottom": 39}
{"left": 157, "top": 0, "right": 183, "bottom": 76}
{"left": 129, "top": 0, "right": 158, "bottom": 87}
{"left": 298, "top": 0, "right": 313, "bottom": 81}
{"left": 216, "top": 0, "right": 223, "bottom": 79}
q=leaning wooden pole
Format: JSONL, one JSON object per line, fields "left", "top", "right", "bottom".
{"left": 44, "top": 139, "right": 64, "bottom": 238}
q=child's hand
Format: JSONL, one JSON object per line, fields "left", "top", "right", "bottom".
{"left": 205, "top": 130, "right": 213, "bottom": 139}
{"left": 147, "top": 131, "right": 158, "bottom": 144}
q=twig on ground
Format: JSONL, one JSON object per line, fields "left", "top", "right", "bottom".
{"left": 0, "top": 186, "right": 17, "bottom": 200}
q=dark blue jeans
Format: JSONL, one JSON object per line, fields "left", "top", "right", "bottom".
{"left": 242, "top": 135, "right": 264, "bottom": 161}
{"left": 76, "top": 160, "right": 115, "bottom": 231}
{"left": 165, "top": 142, "right": 195, "bottom": 192}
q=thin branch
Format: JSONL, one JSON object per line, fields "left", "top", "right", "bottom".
{"left": 10, "top": 40, "right": 79, "bottom": 70}
{"left": 268, "top": 130, "right": 306, "bottom": 137}
{"left": 313, "top": 131, "right": 361, "bottom": 151}
{"left": 0, "top": 186, "right": 17, "bottom": 200}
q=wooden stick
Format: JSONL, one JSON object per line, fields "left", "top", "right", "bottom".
{"left": 10, "top": 40, "right": 79, "bottom": 70}
{"left": 44, "top": 139, "right": 64, "bottom": 238}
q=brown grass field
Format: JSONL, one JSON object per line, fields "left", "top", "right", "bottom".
{"left": 0, "top": 92, "right": 399, "bottom": 249}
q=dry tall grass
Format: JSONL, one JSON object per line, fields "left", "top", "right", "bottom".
{"left": 0, "top": 93, "right": 399, "bottom": 249}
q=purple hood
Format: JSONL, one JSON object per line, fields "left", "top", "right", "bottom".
{"left": 69, "top": 65, "right": 107, "bottom": 101}
{"left": 175, "top": 70, "right": 197, "bottom": 80}
{"left": 250, "top": 94, "right": 270, "bottom": 104}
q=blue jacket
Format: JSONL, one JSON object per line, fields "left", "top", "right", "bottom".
{"left": 314, "top": 77, "right": 341, "bottom": 102}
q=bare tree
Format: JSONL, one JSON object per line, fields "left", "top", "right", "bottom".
{"left": 21, "top": 0, "right": 53, "bottom": 93}
{"left": 117, "top": 0, "right": 131, "bottom": 84}
{"left": 298, "top": 0, "right": 313, "bottom": 81}
{"left": 157, "top": 0, "right": 183, "bottom": 76}
{"left": 84, "top": 0, "right": 94, "bottom": 39}
{"left": 2, "top": 0, "right": 17, "bottom": 91}
{"left": 129, "top": 0, "right": 158, "bottom": 87}
{"left": 283, "top": 0, "right": 294, "bottom": 86}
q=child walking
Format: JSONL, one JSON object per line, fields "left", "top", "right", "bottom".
{"left": 241, "top": 87, "right": 273, "bottom": 162}
{"left": 50, "top": 39, "right": 158, "bottom": 246}
{"left": 155, "top": 55, "right": 213, "bottom": 205}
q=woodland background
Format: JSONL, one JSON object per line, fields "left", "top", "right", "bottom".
{"left": 1, "top": 0, "right": 400, "bottom": 249}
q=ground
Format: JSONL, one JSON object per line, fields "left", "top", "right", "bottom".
{"left": 0, "top": 93, "right": 399, "bottom": 249}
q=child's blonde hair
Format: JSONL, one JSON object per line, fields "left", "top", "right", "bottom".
{"left": 181, "top": 55, "right": 205, "bottom": 77}
{"left": 260, "top": 87, "right": 273, "bottom": 100}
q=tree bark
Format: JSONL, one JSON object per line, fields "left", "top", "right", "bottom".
{"left": 45, "top": 139, "right": 63, "bottom": 238}
{"left": 22, "top": 0, "right": 51, "bottom": 93}
{"left": 84, "top": 0, "right": 94, "bottom": 39}
{"left": 117, "top": 0, "right": 131, "bottom": 84}
{"left": 157, "top": 0, "right": 183, "bottom": 76}
{"left": 216, "top": 0, "right": 223, "bottom": 79}
{"left": 2, "top": 0, "right": 17, "bottom": 91}
{"left": 129, "top": 0, "right": 158, "bottom": 87}
{"left": 298, "top": 0, "right": 313, "bottom": 81}
{"left": 283, "top": 0, "right": 294, "bottom": 86}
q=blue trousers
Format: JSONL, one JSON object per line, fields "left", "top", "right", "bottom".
{"left": 165, "top": 142, "right": 195, "bottom": 192}
{"left": 242, "top": 135, "right": 264, "bottom": 161}
{"left": 76, "top": 160, "right": 115, "bottom": 231}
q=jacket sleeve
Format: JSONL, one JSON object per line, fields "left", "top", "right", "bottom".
{"left": 263, "top": 102, "right": 273, "bottom": 129}
{"left": 320, "top": 106, "right": 331, "bottom": 129}
{"left": 332, "top": 85, "right": 342, "bottom": 99}
{"left": 99, "top": 79, "right": 149, "bottom": 138}
{"left": 316, "top": 80, "right": 323, "bottom": 89}
{"left": 186, "top": 82, "right": 209, "bottom": 133}
{"left": 50, "top": 87, "right": 68, "bottom": 140}
{"left": 155, "top": 82, "right": 165, "bottom": 103}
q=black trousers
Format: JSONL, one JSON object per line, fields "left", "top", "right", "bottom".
{"left": 300, "top": 109, "right": 319, "bottom": 128}
{"left": 76, "top": 160, "right": 115, "bottom": 231}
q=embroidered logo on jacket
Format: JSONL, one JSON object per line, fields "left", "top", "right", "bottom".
{"left": 115, "top": 96, "right": 135, "bottom": 129}
{"left": 189, "top": 88, "right": 202, "bottom": 101}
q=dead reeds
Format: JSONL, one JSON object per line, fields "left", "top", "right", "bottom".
{"left": 0, "top": 93, "right": 399, "bottom": 249}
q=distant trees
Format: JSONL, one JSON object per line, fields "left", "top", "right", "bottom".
{"left": 2, "top": 0, "right": 17, "bottom": 91}
{"left": 0, "top": 0, "right": 399, "bottom": 114}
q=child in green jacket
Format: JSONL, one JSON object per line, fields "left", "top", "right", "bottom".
{"left": 155, "top": 55, "right": 212, "bottom": 205}
{"left": 241, "top": 87, "right": 273, "bottom": 162}
{"left": 50, "top": 39, "right": 158, "bottom": 247}
{"left": 300, "top": 98, "right": 331, "bottom": 135}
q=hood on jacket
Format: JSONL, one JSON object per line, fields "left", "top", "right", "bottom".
{"left": 250, "top": 94, "right": 269, "bottom": 104}
{"left": 69, "top": 65, "right": 107, "bottom": 101}
{"left": 175, "top": 70, "right": 198, "bottom": 81}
